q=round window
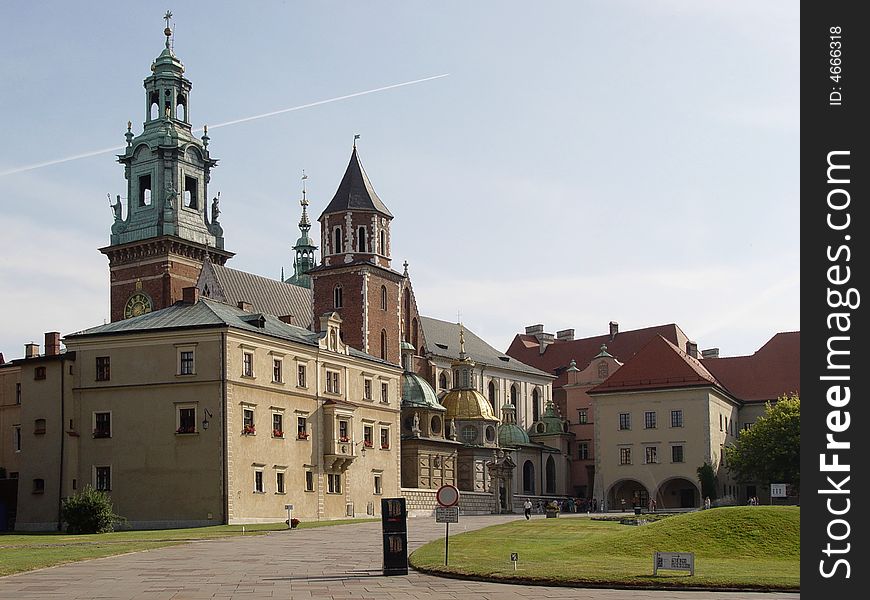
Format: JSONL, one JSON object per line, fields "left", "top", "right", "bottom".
{"left": 462, "top": 425, "right": 478, "bottom": 443}
{"left": 430, "top": 415, "right": 442, "bottom": 434}
{"left": 485, "top": 425, "right": 495, "bottom": 442}
{"left": 536, "top": 422, "right": 546, "bottom": 434}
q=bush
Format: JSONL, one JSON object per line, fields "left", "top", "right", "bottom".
{"left": 61, "top": 485, "right": 125, "bottom": 533}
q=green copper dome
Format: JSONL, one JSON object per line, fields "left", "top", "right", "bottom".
{"left": 530, "top": 400, "right": 567, "bottom": 435}
{"left": 401, "top": 372, "right": 445, "bottom": 411}
{"left": 498, "top": 422, "right": 530, "bottom": 447}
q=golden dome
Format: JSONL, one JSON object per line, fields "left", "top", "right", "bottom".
{"left": 441, "top": 389, "right": 497, "bottom": 421}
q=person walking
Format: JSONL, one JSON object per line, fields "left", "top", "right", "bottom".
{"left": 523, "top": 498, "right": 532, "bottom": 520}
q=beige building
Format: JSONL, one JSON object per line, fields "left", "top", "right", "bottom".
{"left": 10, "top": 295, "right": 401, "bottom": 530}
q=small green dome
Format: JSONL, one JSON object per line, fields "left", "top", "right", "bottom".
{"left": 498, "top": 422, "right": 530, "bottom": 447}
{"left": 402, "top": 372, "right": 445, "bottom": 411}
{"left": 530, "top": 400, "right": 567, "bottom": 435}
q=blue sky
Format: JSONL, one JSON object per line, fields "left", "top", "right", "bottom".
{"left": 0, "top": 1, "right": 799, "bottom": 361}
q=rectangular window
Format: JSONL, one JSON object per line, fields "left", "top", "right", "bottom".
{"left": 95, "top": 466, "right": 111, "bottom": 491}
{"left": 276, "top": 471, "right": 285, "bottom": 494}
{"left": 645, "top": 446, "right": 658, "bottom": 464}
{"left": 297, "top": 364, "right": 307, "bottom": 388}
{"left": 363, "top": 425, "right": 374, "bottom": 448}
{"left": 338, "top": 420, "right": 349, "bottom": 442}
{"left": 273, "top": 413, "right": 284, "bottom": 438}
{"left": 94, "top": 412, "right": 111, "bottom": 438}
{"left": 327, "top": 473, "right": 342, "bottom": 494}
{"left": 297, "top": 416, "right": 308, "bottom": 439}
{"left": 364, "top": 379, "right": 372, "bottom": 400}
{"left": 618, "top": 413, "right": 631, "bottom": 430}
{"left": 34, "top": 418, "right": 46, "bottom": 435}
{"left": 671, "top": 409, "right": 683, "bottom": 428}
{"left": 380, "top": 428, "right": 390, "bottom": 449}
{"left": 177, "top": 407, "right": 196, "bottom": 434}
{"left": 326, "top": 370, "right": 340, "bottom": 394}
{"left": 16, "top": 383, "right": 21, "bottom": 404}
{"left": 34, "top": 366, "right": 46, "bottom": 380}
{"left": 743, "top": 422, "right": 752, "bottom": 431}
{"left": 672, "top": 445, "right": 684, "bottom": 463}
{"left": 273, "top": 358, "right": 283, "bottom": 383}
{"left": 719, "top": 413, "right": 723, "bottom": 431}
{"left": 243, "top": 352, "right": 254, "bottom": 377}
{"left": 243, "top": 408, "right": 255, "bottom": 435}
{"left": 374, "top": 474, "right": 383, "bottom": 495}
{"left": 578, "top": 442, "right": 589, "bottom": 460}
{"left": 180, "top": 351, "right": 195, "bottom": 375}
{"left": 254, "top": 470, "right": 264, "bottom": 493}
{"left": 305, "top": 470, "right": 314, "bottom": 492}
{"left": 578, "top": 409, "right": 588, "bottom": 424}
{"left": 619, "top": 447, "right": 631, "bottom": 465}
{"left": 381, "top": 382, "right": 389, "bottom": 404}
{"left": 13, "top": 425, "right": 21, "bottom": 452}
{"left": 139, "top": 174, "right": 152, "bottom": 206}
{"left": 644, "top": 411, "right": 656, "bottom": 429}
{"left": 33, "top": 478, "right": 45, "bottom": 494}
{"left": 96, "top": 357, "right": 111, "bottom": 381}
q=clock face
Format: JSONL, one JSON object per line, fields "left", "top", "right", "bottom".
{"left": 124, "top": 292, "right": 153, "bottom": 319}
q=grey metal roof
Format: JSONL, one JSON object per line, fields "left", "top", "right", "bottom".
{"left": 319, "top": 148, "right": 393, "bottom": 219}
{"left": 199, "top": 261, "right": 314, "bottom": 329}
{"left": 419, "top": 316, "right": 553, "bottom": 378}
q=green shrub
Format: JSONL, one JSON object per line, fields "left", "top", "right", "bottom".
{"left": 61, "top": 485, "right": 125, "bottom": 533}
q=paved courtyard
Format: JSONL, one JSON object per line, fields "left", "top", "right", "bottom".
{"left": 0, "top": 513, "right": 799, "bottom": 599}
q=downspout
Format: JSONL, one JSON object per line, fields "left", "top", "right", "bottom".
{"left": 57, "top": 358, "right": 65, "bottom": 530}
{"left": 221, "top": 331, "right": 228, "bottom": 524}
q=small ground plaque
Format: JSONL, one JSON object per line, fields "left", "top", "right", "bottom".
{"left": 654, "top": 551, "right": 695, "bottom": 576}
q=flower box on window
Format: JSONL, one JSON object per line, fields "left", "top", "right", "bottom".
{"left": 380, "top": 443, "right": 390, "bottom": 450}
{"left": 93, "top": 430, "right": 110, "bottom": 439}
{"left": 363, "top": 440, "right": 374, "bottom": 448}
{"left": 176, "top": 425, "right": 196, "bottom": 434}
{"left": 243, "top": 424, "right": 256, "bottom": 435}
{"left": 273, "top": 429, "right": 284, "bottom": 438}
{"left": 297, "top": 431, "right": 309, "bottom": 440}
{"left": 339, "top": 436, "right": 349, "bottom": 443}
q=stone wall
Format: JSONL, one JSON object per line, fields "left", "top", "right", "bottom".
{"left": 401, "top": 487, "right": 497, "bottom": 517}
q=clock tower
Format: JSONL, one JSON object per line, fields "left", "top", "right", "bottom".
{"left": 101, "top": 15, "right": 233, "bottom": 321}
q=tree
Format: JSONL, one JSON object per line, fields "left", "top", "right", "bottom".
{"left": 724, "top": 393, "right": 800, "bottom": 492}
{"left": 61, "top": 485, "right": 125, "bottom": 533}
{"left": 697, "top": 462, "right": 717, "bottom": 500}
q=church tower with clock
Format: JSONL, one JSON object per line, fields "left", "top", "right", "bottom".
{"left": 101, "top": 14, "right": 233, "bottom": 321}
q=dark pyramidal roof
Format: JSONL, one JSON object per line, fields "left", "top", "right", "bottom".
{"left": 319, "top": 147, "right": 393, "bottom": 218}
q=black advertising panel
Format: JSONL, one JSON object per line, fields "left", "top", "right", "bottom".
{"left": 381, "top": 497, "right": 408, "bottom": 575}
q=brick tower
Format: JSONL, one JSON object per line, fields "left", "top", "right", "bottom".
{"left": 309, "top": 143, "right": 420, "bottom": 365}
{"left": 101, "top": 15, "right": 232, "bottom": 321}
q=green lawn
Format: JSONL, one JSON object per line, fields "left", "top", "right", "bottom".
{"left": 0, "top": 518, "right": 378, "bottom": 577}
{"left": 410, "top": 506, "right": 799, "bottom": 590}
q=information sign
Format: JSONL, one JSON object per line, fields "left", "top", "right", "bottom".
{"left": 435, "top": 506, "right": 459, "bottom": 523}
{"left": 653, "top": 551, "right": 695, "bottom": 576}
{"left": 770, "top": 483, "right": 787, "bottom": 498}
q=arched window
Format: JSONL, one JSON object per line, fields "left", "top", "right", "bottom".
{"left": 333, "top": 227, "right": 343, "bottom": 254}
{"left": 523, "top": 461, "right": 535, "bottom": 494}
{"left": 149, "top": 91, "right": 159, "bottom": 120}
{"left": 488, "top": 381, "right": 496, "bottom": 412}
{"left": 545, "top": 455, "right": 556, "bottom": 494}
{"left": 380, "top": 285, "right": 387, "bottom": 310}
{"left": 411, "top": 318, "right": 419, "bottom": 351}
{"left": 380, "top": 230, "right": 386, "bottom": 254}
{"left": 380, "top": 330, "right": 388, "bottom": 360}
{"left": 333, "top": 285, "right": 343, "bottom": 309}
{"left": 439, "top": 372, "right": 448, "bottom": 390}
{"left": 176, "top": 94, "right": 187, "bottom": 121}
{"left": 329, "top": 329, "right": 337, "bottom": 351}
{"left": 357, "top": 226, "right": 367, "bottom": 252}
{"left": 510, "top": 384, "right": 518, "bottom": 405}
{"left": 532, "top": 388, "right": 540, "bottom": 422}
{"left": 403, "top": 288, "right": 411, "bottom": 340}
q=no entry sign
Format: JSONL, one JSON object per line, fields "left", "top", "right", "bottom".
{"left": 436, "top": 484, "right": 460, "bottom": 507}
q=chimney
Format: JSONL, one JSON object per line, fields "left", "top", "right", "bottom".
{"left": 182, "top": 287, "right": 200, "bottom": 304}
{"left": 701, "top": 348, "right": 720, "bottom": 359}
{"left": 609, "top": 321, "right": 619, "bottom": 340}
{"left": 525, "top": 324, "right": 544, "bottom": 336}
{"left": 538, "top": 333, "right": 554, "bottom": 354}
{"left": 44, "top": 332, "right": 61, "bottom": 356}
{"left": 278, "top": 315, "right": 293, "bottom": 325}
{"left": 25, "top": 343, "right": 39, "bottom": 358}
{"left": 556, "top": 329, "right": 574, "bottom": 341}
{"left": 686, "top": 341, "right": 698, "bottom": 359}
{"left": 237, "top": 301, "right": 253, "bottom": 312}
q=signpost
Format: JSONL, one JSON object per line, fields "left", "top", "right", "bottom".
{"left": 653, "top": 551, "right": 695, "bottom": 576}
{"left": 436, "top": 484, "right": 460, "bottom": 566}
{"left": 510, "top": 553, "right": 518, "bottom": 571}
{"left": 284, "top": 504, "right": 294, "bottom": 529}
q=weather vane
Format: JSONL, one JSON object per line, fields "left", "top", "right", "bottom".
{"left": 163, "top": 10, "right": 173, "bottom": 48}
{"left": 301, "top": 170, "right": 309, "bottom": 203}
{"left": 353, "top": 133, "right": 360, "bottom": 148}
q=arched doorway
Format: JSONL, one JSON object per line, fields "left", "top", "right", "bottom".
{"left": 656, "top": 477, "right": 700, "bottom": 509}
{"left": 607, "top": 479, "right": 649, "bottom": 511}
{"left": 545, "top": 455, "right": 556, "bottom": 494}
{"left": 523, "top": 460, "right": 535, "bottom": 494}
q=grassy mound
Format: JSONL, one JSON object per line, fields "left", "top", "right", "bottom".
{"left": 409, "top": 507, "right": 799, "bottom": 590}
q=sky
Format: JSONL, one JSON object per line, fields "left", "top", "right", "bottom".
{"left": 0, "top": 1, "right": 799, "bottom": 362}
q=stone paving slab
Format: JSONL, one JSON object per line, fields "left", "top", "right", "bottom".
{"left": 0, "top": 513, "right": 799, "bottom": 599}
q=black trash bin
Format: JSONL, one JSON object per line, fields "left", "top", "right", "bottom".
{"left": 634, "top": 507, "right": 642, "bottom": 515}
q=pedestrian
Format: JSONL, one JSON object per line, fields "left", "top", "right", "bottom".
{"left": 704, "top": 496, "right": 711, "bottom": 510}
{"left": 652, "top": 498, "right": 657, "bottom": 512}
{"left": 523, "top": 498, "right": 532, "bottom": 520}
{"left": 620, "top": 497, "right": 626, "bottom": 512}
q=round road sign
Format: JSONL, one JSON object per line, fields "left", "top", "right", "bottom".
{"left": 436, "top": 484, "right": 460, "bottom": 507}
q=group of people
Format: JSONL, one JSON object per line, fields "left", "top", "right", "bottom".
{"left": 522, "top": 497, "right": 601, "bottom": 519}
{"left": 747, "top": 496, "right": 760, "bottom": 505}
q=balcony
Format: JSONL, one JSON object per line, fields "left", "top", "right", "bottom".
{"left": 323, "top": 438, "right": 357, "bottom": 472}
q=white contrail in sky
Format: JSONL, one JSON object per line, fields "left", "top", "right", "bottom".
{"left": 0, "top": 74, "right": 449, "bottom": 178}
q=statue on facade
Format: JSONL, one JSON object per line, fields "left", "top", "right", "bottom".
{"left": 211, "top": 192, "right": 221, "bottom": 222}
{"left": 164, "top": 183, "right": 177, "bottom": 209}
{"left": 447, "top": 418, "right": 457, "bottom": 440}
{"left": 110, "top": 194, "right": 122, "bottom": 221}
{"left": 412, "top": 411, "right": 421, "bottom": 434}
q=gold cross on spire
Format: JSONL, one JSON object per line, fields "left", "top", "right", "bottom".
{"left": 164, "top": 10, "right": 173, "bottom": 28}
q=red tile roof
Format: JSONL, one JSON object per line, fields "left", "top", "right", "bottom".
{"left": 588, "top": 335, "right": 722, "bottom": 394}
{"left": 702, "top": 332, "right": 800, "bottom": 403}
{"left": 505, "top": 323, "right": 690, "bottom": 386}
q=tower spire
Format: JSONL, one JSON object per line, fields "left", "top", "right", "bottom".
{"left": 163, "top": 10, "right": 173, "bottom": 50}
{"left": 285, "top": 170, "right": 318, "bottom": 289}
